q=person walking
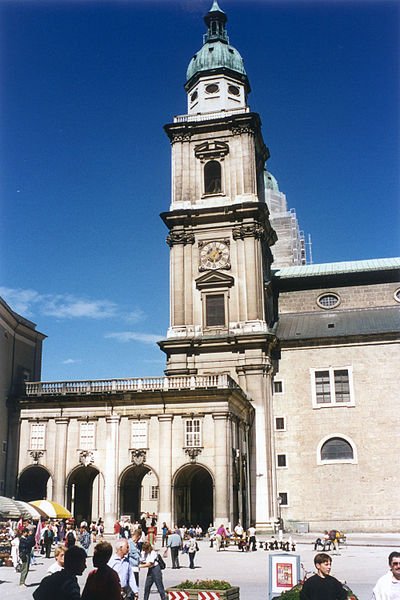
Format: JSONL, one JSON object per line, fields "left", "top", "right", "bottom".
{"left": 82, "top": 541, "right": 121, "bottom": 600}
{"left": 43, "top": 523, "right": 55, "bottom": 558}
{"left": 140, "top": 541, "right": 166, "bottom": 600}
{"left": 300, "top": 553, "right": 347, "bottom": 600}
{"left": 128, "top": 528, "right": 142, "bottom": 587}
{"left": 247, "top": 524, "right": 257, "bottom": 551}
{"left": 372, "top": 551, "right": 400, "bottom": 599}
{"left": 161, "top": 522, "right": 169, "bottom": 547}
{"left": 18, "top": 527, "right": 35, "bottom": 586}
{"left": 184, "top": 533, "right": 199, "bottom": 569}
{"left": 167, "top": 528, "right": 182, "bottom": 569}
{"left": 33, "top": 545, "right": 87, "bottom": 600}
{"left": 79, "top": 525, "right": 91, "bottom": 555}
{"left": 108, "top": 538, "right": 138, "bottom": 599}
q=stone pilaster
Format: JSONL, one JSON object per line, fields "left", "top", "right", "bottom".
{"left": 54, "top": 418, "right": 69, "bottom": 505}
{"left": 157, "top": 414, "right": 173, "bottom": 526}
{"left": 213, "top": 412, "right": 229, "bottom": 524}
{"left": 104, "top": 415, "right": 120, "bottom": 533}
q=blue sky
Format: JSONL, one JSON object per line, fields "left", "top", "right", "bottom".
{"left": 1, "top": 0, "right": 399, "bottom": 382}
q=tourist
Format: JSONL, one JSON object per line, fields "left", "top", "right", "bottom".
{"left": 82, "top": 541, "right": 121, "bottom": 600}
{"left": 47, "top": 544, "right": 66, "bottom": 574}
{"left": 299, "top": 553, "right": 346, "bottom": 600}
{"left": 167, "top": 528, "right": 182, "bottom": 569}
{"left": 140, "top": 541, "right": 166, "bottom": 600}
{"left": 108, "top": 538, "right": 138, "bottom": 599}
{"left": 184, "top": 533, "right": 199, "bottom": 569}
{"left": 372, "top": 551, "right": 400, "bottom": 599}
{"left": 18, "top": 527, "right": 35, "bottom": 586}
{"left": 33, "top": 545, "right": 87, "bottom": 599}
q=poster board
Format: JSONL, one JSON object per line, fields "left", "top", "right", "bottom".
{"left": 268, "top": 553, "right": 301, "bottom": 599}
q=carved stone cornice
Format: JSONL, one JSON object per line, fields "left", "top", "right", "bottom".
{"left": 29, "top": 450, "right": 44, "bottom": 464}
{"left": 194, "top": 140, "right": 229, "bottom": 161}
{"left": 231, "top": 125, "right": 255, "bottom": 136}
{"left": 185, "top": 447, "right": 202, "bottom": 462}
{"left": 171, "top": 132, "right": 192, "bottom": 143}
{"left": 166, "top": 230, "right": 195, "bottom": 247}
{"left": 232, "top": 223, "right": 265, "bottom": 240}
{"left": 79, "top": 450, "right": 95, "bottom": 467}
{"left": 131, "top": 449, "right": 147, "bottom": 466}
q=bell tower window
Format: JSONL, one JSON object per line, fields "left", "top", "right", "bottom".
{"left": 204, "top": 160, "right": 222, "bottom": 194}
{"left": 205, "top": 293, "right": 225, "bottom": 327}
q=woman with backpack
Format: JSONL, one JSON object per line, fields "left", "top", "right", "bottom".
{"left": 184, "top": 533, "right": 199, "bottom": 569}
{"left": 140, "top": 541, "right": 166, "bottom": 600}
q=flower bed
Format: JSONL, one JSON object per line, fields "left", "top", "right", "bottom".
{"left": 167, "top": 579, "right": 239, "bottom": 599}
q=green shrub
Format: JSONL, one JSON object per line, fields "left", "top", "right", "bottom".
{"left": 175, "top": 579, "right": 233, "bottom": 590}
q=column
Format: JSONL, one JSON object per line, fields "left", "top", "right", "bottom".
{"left": 213, "top": 413, "right": 229, "bottom": 525}
{"left": 244, "top": 364, "right": 274, "bottom": 531}
{"left": 54, "top": 418, "right": 69, "bottom": 505}
{"left": 157, "top": 415, "right": 173, "bottom": 527}
{"left": 104, "top": 415, "right": 120, "bottom": 533}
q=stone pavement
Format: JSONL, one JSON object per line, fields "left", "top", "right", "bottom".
{"left": 0, "top": 533, "right": 398, "bottom": 600}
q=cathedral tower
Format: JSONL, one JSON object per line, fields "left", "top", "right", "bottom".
{"left": 160, "top": 2, "right": 279, "bottom": 529}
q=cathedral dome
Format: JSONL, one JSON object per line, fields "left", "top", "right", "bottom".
{"left": 185, "top": 1, "right": 249, "bottom": 91}
{"left": 264, "top": 170, "right": 280, "bottom": 192}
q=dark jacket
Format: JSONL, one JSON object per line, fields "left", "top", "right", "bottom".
{"left": 33, "top": 569, "right": 81, "bottom": 600}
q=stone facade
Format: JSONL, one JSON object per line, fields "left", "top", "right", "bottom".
{"left": 0, "top": 297, "right": 45, "bottom": 497}
{"left": 273, "top": 262, "right": 400, "bottom": 532}
{"left": 18, "top": 375, "right": 254, "bottom": 533}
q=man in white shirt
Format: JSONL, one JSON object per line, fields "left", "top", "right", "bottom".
{"left": 108, "top": 539, "right": 138, "bottom": 599}
{"left": 372, "top": 552, "right": 400, "bottom": 600}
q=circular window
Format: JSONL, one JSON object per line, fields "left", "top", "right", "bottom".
{"left": 190, "top": 91, "right": 198, "bottom": 102}
{"left": 228, "top": 85, "right": 240, "bottom": 96}
{"left": 205, "top": 83, "right": 219, "bottom": 94}
{"left": 394, "top": 288, "right": 400, "bottom": 303}
{"left": 317, "top": 293, "right": 340, "bottom": 309}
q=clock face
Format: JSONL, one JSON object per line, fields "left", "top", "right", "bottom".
{"left": 199, "top": 241, "right": 230, "bottom": 270}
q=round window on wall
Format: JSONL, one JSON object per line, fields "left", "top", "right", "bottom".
{"left": 190, "top": 91, "right": 198, "bottom": 103}
{"left": 205, "top": 83, "right": 219, "bottom": 94}
{"left": 394, "top": 288, "right": 400, "bottom": 303}
{"left": 228, "top": 85, "right": 240, "bottom": 96}
{"left": 317, "top": 293, "right": 340, "bottom": 309}
{"left": 321, "top": 437, "right": 354, "bottom": 461}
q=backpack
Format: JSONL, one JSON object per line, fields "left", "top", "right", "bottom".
{"left": 156, "top": 553, "right": 166, "bottom": 570}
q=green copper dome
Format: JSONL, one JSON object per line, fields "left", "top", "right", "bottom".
{"left": 185, "top": 1, "right": 249, "bottom": 91}
{"left": 264, "top": 170, "right": 280, "bottom": 192}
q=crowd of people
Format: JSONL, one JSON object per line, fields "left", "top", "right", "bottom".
{"left": 3, "top": 516, "right": 399, "bottom": 599}
{"left": 31, "top": 522, "right": 166, "bottom": 600}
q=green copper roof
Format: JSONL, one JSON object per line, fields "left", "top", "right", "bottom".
{"left": 274, "top": 257, "right": 400, "bottom": 278}
{"left": 264, "top": 170, "right": 280, "bottom": 192}
{"left": 186, "top": 1, "right": 249, "bottom": 90}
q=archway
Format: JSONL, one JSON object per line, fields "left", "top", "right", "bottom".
{"left": 174, "top": 465, "right": 213, "bottom": 530}
{"left": 119, "top": 465, "right": 158, "bottom": 522}
{"left": 67, "top": 465, "right": 101, "bottom": 524}
{"left": 18, "top": 465, "right": 51, "bottom": 501}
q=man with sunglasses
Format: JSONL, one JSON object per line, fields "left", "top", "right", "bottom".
{"left": 372, "top": 551, "right": 400, "bottom": 600}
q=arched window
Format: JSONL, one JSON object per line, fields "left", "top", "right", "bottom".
{"left": 320, "top": 437, "right": 354, "bottom": 461}
{"left": 204, "top": 160, "right": 222, "bottom": 194}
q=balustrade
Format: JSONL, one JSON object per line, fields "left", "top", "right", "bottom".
{"left": 25, "top": 373, "right": 238, "bottom": 397}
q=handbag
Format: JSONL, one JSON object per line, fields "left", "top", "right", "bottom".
{"left": 156, "top": 553, "right": 166, "bottom": 570}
